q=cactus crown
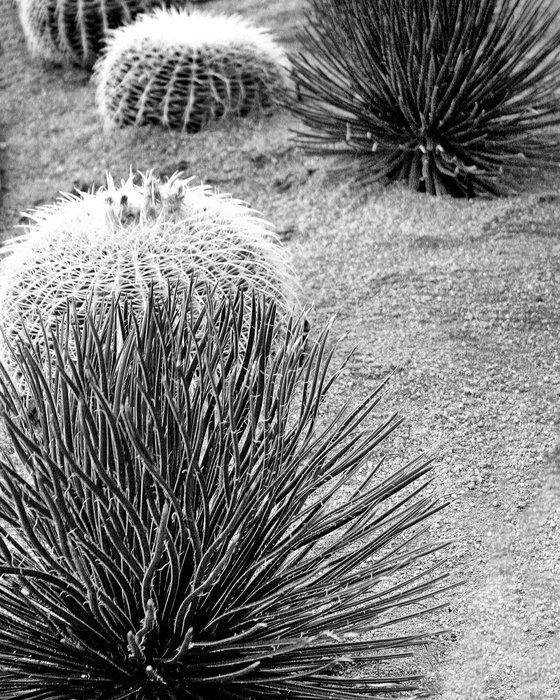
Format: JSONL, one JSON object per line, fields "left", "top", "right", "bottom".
{"left": 103, "top": 7, "right": 289, "bottom": 65}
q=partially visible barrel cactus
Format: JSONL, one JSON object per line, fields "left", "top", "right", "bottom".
{"left": 94, "top": 8, "right": 289, "bottom": 131}
{"left": 0, "top": 171, "right": 299, "bottom": 378}
{"left": 18, "top": 0, "right": 158, "bottom": 67}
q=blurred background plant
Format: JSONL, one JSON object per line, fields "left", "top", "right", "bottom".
{"left": 0, "top": 287, "right": 453, "bottom": 698}
{"left": 17, "top": 0, "right": 167, "bottom": 67}
{"left": 289, "top": 0, "right": 560, "bottom": 197}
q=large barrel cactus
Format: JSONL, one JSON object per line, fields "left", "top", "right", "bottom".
{"left": 0, "top": 289, "right": 453, "bottom": 698}
{"left": 94, "top": 8, "right": 289, "bottom": 131}
{"left": 18, "top": 0, "right": 159, "bottom": 67}
{"left": 0, "top": 171, "right": 298, "bottom": 378}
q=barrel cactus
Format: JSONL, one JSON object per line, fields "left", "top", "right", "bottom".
{"left": 94, "top": 8, "right": 289, "bottom": 131}
{"left": 17, "top": 0, "right": 160, "bottom": 67}
{"left": 0, "top": 288, "right": 453, "bottom": 698}
{"left": 0, "top": 171, "right": 298, "bottom": 380}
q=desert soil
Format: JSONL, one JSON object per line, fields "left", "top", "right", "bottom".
{"left": 1, "top": 1, "right": 560, "bottom": 697}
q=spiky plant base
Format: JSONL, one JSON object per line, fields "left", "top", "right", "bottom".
{"left": 94, "top": 8, "right": 289, "bottom": 131}
{"left": 0, "top": 289, "right": 454, "bottom": 698}
{"left": 0, "top": 171, "right": 298, "bottom": 385}
{"left": 18, "top": 0, "right": 160, "bottom": 67}
{"left": 290, "top": 0, "right": 560, "bottom": 197}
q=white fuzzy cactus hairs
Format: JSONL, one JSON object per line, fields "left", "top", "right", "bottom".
{"left": 0, "top": 171, "right": 299, "bottom": 377}
{"left": 94, "top": 8, "right": 290, "bottom": 130}
{"left": 18, "top": 0, "right": 158, "bottom": 67}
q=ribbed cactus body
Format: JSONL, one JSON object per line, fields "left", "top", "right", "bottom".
{"left": 94, "top": 9, "right": 289, "bottom": 131}
{"left": 18, "top": 0, "right": 157, "bottom": 67}
{"left": 0, "top": 172, "right": 299, "bottom": 377}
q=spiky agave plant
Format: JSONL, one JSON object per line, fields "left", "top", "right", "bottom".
{"left": 0, "top": 171, "right": 298, "bottom": 383}
{"left": 0, "top": 287, "right": 455, "bottom": 698}
{"left": 289, "top": 0, "right": 560, "bottom": 197}
{"left": 94, "top": 8, "right": 289, "bottom": 131}
{"left": 17, "top": 0, "right": 162, "bottom": 67}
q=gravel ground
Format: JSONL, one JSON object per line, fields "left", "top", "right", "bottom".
{"left": 1, "top": 0, "right": 560, "bottom": 696}
{"left": 284, "top": 178, "right": 560, "bottom": 698}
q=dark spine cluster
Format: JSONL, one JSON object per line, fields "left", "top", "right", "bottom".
{"left": 0, "top": 288, "right": 452, "bottom": 699}
{"left": 289, "top": 0, "right": 560, "bottom": 196}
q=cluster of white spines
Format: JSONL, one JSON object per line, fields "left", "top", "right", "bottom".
{"left": 99, "top": 8, "right": 288, "bottom": 61}
{"left": 94, "top": 8, "right": 290, "bottom": 130}
{"left": 0, "top": 172, "right": 299, "bottom": 373}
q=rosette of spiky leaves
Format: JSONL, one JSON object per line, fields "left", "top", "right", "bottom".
{"left": 289, "top": 0, "right": 560, "bottom": 197}
{"left": 0, "top": 171, "right": 298, "bottom": 384}
{"left": 0, "top": 287, "right": 454, "bottom": 698}
{"left": 17, "top": 0, "right": 163, "bottom": 67}
{"left": 94, "top": 8, "right": 289, "bottom": 131}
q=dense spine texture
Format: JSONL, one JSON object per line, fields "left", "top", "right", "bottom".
{"left": 94, "top": 8, "right": 289, "bottom": 131}
{"left": 18, "top": 0, "right": 159, "bottom": 67}
{"left": 0, "top": 171, "right": 298, "bottom": 379}
{"left": 289, "top": 0, "right": 560, "bottom": 196}
{"left": 0, "top": 289, "right": 454, "bottom": 698}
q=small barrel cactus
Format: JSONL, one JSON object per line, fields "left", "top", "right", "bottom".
{"left": 94, "top": 8, "right": 289, "bottom": 131}
{"left": 18, "top": 0, "right": 159, "bottom": 67}
{"left": 0, "top": 171, "right": 299, "bottom": 379}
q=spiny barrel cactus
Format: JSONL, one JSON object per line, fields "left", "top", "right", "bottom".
{"left": 0, "top": 288, "right": 454, "bottom": 698}
{"left": 94, "top": 8, "right": 289, "bottom": 131}
{"left": 289, "top": 0, "right": 560, "bottom": 197}
{"left": 17, "top": 0, "right": 160, "bottom": 67}
{"left": 0, "top": 171, "right": 298, "bottom": 380}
